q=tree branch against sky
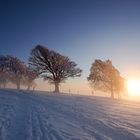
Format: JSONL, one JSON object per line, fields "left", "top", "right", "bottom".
{"left": 29, "top": 45, "right": 82, "bottom": 93}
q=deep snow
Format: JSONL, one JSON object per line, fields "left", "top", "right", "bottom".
{"left": 0, "top": 89, "right": 140, "bottom": 140}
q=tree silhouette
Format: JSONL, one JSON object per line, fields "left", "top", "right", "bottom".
{"left": 24, "top": 66, "right": 38, "bottom": 90}
{"left": 7, "top": 56, "right": 27, "bottom": 90}
{"left": 0, "top": 55, "right": 11, "bottom": 88}
{"left": 0, "top": 55, "right": 27, "bottom": 90}
{"left": 29, "top": 45, "right": 82, "bottom": 93}
{"left": 87, "top": 59, "right": 125, "bottom": 99}
{"left": 0, "top": 70, "right": 9, "bottom": 88}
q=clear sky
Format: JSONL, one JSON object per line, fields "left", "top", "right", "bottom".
{"left": 1, "top": 0, "right": 140, "bottom": 94}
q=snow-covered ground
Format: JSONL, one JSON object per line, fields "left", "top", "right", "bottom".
{"left": 0, "top": 89, "right": 140, "bottom": 140}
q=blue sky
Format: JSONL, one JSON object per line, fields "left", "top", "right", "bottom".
{"left": 1, "top": 0, "right": 140, "bottom": 93}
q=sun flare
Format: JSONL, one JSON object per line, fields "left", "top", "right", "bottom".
{"left": 127, "top": 79, "right": 140, "bottom": 96}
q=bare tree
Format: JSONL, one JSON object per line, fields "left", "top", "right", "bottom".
{"left": 0, "top": 55, "right": 11, "bottom": 88}
{"left": 29, "top": 45, "right": 82, "bottom": 93}
{"left": 0, "top": 70, "right": 9, "bottom": 88}
{"left": 0, "top": 55, "right": 38, "bottom": 90}
{"left": 87, "top": 59, "right": 125, "bottom": 99}
{"left": 7, "top": 56, "right": 27, "bottom": 90}
{"left": 24, "top": 67, "right": 38, "bottom": 90}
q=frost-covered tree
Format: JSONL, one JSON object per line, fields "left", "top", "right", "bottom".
{"left": 24, "top": 67, "right": 38, "bottom": 90}
{"left": 0, "top": 70, "right": 9, "bottom": 88}
{"left": 0, "top": 55, "right": 10, "bottom": 67}
{"left": 0, "top": 55, "right": 10, "bottom": 88}
{"left": 7, "top": 56, "right": 27, "bottom": 90}
{"left": 29, "top": 45, "right": 82, "bottom": 93}
{"left": 87, "top": 59, "right": 125, "bottom": 99}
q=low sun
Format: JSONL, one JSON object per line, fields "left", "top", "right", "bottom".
{"left": 127, "top": 79, "right": 140, "bottom": 96}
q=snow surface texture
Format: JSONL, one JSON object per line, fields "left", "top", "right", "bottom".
{"left": 0, "top": 89, "right": 140, "bottom": 140}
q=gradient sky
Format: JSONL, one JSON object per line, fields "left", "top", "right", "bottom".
{"left": 1, "top": 0, "right": 140, "bottom": 94}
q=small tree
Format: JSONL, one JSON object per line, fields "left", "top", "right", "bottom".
{"left": 114, "top": 76, "right": 126, "bottom": 99}
{"left": 0, "top": 55, "right": 11, "bottom": 88}
{"left": 7, "top": 56, "right": 26, "bottom": 90}
{"left": 87, "top": 59, "right": 125, "bottom": 99}
{"left": 0, "top": 70, "right": 10, "bottom": 88}
{"left": 24, "top": 67, "right": 38, "bottom": 90}
{"left": 29, "top": 45, "right": 82, "bottom": 93}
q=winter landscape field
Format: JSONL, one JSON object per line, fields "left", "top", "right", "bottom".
{"left": 1, "top": 0, "right": 140, "bottom": 139}
{"left": 0, "top": 89, "right": 140, "bottom": 140}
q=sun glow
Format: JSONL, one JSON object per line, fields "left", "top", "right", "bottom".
{"left": 127, "top": 79, "right": 140, "bottom": 96}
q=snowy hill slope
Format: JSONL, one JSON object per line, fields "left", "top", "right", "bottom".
{"left": 0, "top": 89, "right": 140, "bottom": 140}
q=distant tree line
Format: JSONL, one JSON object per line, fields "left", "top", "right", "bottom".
{"left": 0, "top": 55, "right": 38, "bottom": 90}
{"left": 0, "top": 45, "right": 126, "bottom": 99}
{"left": 0, "top": 45, "right": 82, "bottom": 92}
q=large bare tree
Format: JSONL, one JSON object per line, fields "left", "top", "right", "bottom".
{"left": 29, "top": 45, "right": 82, "bottom": 93}
{"left": 87, "top": 59, "right": 125, "bottom": 99}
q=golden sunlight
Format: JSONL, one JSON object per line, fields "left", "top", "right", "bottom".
{"left": 127, "top": 79, "right": 140, "bottom": 96}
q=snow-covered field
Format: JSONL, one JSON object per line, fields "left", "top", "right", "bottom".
{"left": 0, "top": 89, "right": 140, "bottom": 140}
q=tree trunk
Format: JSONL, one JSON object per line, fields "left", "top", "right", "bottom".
{"left": 111, "top": 91, "right": 114, "bottom": 99}
{"left": 117, "top": 92, "right": 119, "bottom": 99}
{"left": 110, "top": 86, "right": 114, "bottom": 99}
{"left": 110, "top": 82, "right": 114, "bottom": 99}
{"left": 27, "top": 83, "right": 31, "bottom": 91}
{"left": 54, "top": 82, "right": 59, "bottom": 93}
{"left": 3, "top": 83, "right": 6, "bottom": 89}
{"left": 17, "top": 81, "right": 20, "bottom": 90}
